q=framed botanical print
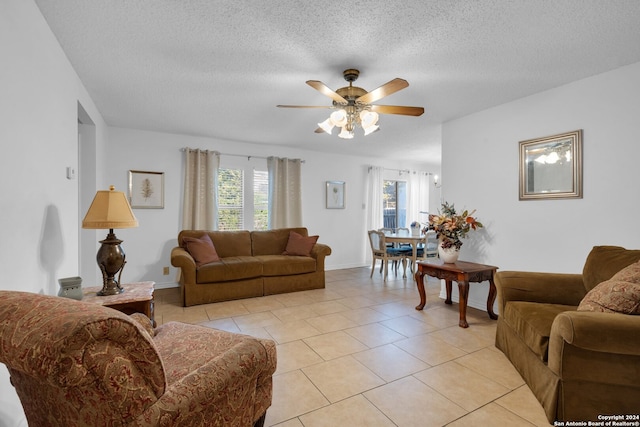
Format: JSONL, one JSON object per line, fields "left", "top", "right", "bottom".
{"left": 128, "top": 170, "right": 164, "bottom": 208}
{"left": 326, "top": 181, "right": 345, "bottom": 209}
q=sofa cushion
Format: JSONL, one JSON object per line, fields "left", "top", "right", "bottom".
{"left": 252, "top": 228, "right": 308, "bottom": 256}
{"left": 578, "top": 260, "right": 640, "bottom": 314}
{"left": 257, "top": 255, "right": 316, "bottom": 276}
{"left": 582, "top": 246, "right": 640, "bottom": 291}
{"left": 196, "top": 256, "right": 263, "bottom": 283}
{"left": 503, "top": 301, "right": 576, "bottom": 362}
{"left": 183, "top": 234, "right": 220, "bottom": 266}
{"left": 283, "top": 231, "right": 318, "bottom": 256}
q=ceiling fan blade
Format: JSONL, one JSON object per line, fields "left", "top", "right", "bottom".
{"left": 314, "top": 127, "right": 326, "bottom": 133}
{"left": 306, "top": 80, "right": 348, "bottom": 104}
{"left": 277, "top": 105, "right": 332, "bottom": 109}
{"left": 357, "top": 78, "right": 409, "bottom": 104}
{"left": 370, "top": 105, "right": 425, "bottom": 116}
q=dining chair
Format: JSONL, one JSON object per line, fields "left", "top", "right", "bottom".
{"left": 368, "top": 230, "right": 407, "bottom": 281}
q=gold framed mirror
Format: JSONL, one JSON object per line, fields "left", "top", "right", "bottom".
{"left": 519, "top": 130, "right": 583, "bottom": 200}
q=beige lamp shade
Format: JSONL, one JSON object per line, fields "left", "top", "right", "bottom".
{"left": 82, "top": 185, "right": 138, "bottom": 229}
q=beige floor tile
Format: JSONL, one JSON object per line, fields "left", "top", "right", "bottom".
{"left": 264, "top": 321, "right": 321, "bottom": 344}
{"left": 340, "top": 307, "right": 391, "bottom": 325}
{"left": 305, "top": 313, "right": 359, "bottom": 333}
{"left": 233, "top": 311, "right": 283, "bottom": 331}
{"left": 380, "top": 315, "right": 438, "bottom": 337}
{"left": 265, "top": 370, "right": 329, "bottom": 426}
{"left": 335, "top": 295, "right": 377, "bottom": 309}
{"left": 495, "top": 385, "right": 550, "bottom": 426}
{"left": 242, "top": 295, "right": 287, "bottom": 313}
{"left": 394, "top": 334, "right": 468, "bottom": 365}
{"left": 274, "top": 340, "right": 323, "bottom": 374}
{"left": 455, "top": 347, "right": 525, "bottom": 389}
{"left": 203, "top": 300, "right": 249, "bottom": 320}
{"left": 429, "top": 324, "right": 496, "bottom": 353}
{"left": 302, "top": 356, "right": 385, "bottom": 403}
{"left": 353, "top": 343, "right": 429, "bottom": 382}
{"left": 161, "top": 308, "right": 209, "bottom": 324}
{"left": 198, "top": 317, "right": 241, "bottom": 333}
{"left": 364, "top": 376, "right": 467, "bottom": 427}
{"left": 303, "top": 331, "right": 369, "bottom": 360}
{"left": 271, "top": 292, "right": 316, "bottom": 307}
{"left": 371, "top": 300, "right": 420, "bottom": 318}
{"left": 446, "top": 402, "right": 536, "bottom": 427}
{"left": 299, "top": 395, "right": 395, "bottom": 427}
{"left": 409, "top": 304, "right": 461, "bottom": 328}
{"left": 270, "top": 418, "right": 303, "bottom": 427}
{"left": 299, "top": 288, "right": 344, "bottom": 301}
{"left": 308, "top": 300, "right": 349, "bottom": 316}
{"left": 414, "top": 360, "right": 510, "bottom": 411}
{"left": 344, "top": 323, "right": 405, "bottom": 348}
{"left": 271, "top": 305, "right": 318, "bottom": 323}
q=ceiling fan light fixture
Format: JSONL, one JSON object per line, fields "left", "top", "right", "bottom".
{"left": 338, "top": 127, "right": 354, "bottom": 139}
{"left": 363, "top": 124, "right": 379, "bottom": 136}
{"left": 360, "top": 110, "right": 379, "bottom": 128}
{"left": 330, "top": 109, "right": 348, "bottom": 127}
{"left": 317, "top": 118, "right": 335, "bottom": 134}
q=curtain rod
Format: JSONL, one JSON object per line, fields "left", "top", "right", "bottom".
{"left": 180, "top": 148, "right": 305, "bottom": 163}
{"left": 368, "top": 166, "right": 433, "bottom": 175}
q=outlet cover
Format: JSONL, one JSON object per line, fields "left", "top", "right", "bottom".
{"left": 163, "top": 266, "right": 170, "bottom": 275}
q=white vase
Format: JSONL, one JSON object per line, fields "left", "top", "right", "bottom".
{"left": 438, "top": 243, "right": 460, "bottom": 263}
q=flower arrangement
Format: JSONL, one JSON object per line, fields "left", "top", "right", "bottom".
{"left": 428, "top": 202, "right": 483, "bottom": 250}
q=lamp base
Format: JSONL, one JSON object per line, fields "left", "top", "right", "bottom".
{"left": 96, "top": 230, "right": 127, "bottom": 296}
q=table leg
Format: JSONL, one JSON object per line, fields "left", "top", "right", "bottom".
{"left": 487, "top": 278, "right": 498, "bottom": 320}
{"left": 415, "top": 270, "right": 426, "bottom": 310}
{"left": 457, "top": 281, "right": 470, "bottom": 328}
{"left": 444, "top": 280, "right": 453, "bottom": 305}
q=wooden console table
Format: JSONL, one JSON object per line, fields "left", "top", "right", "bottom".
{"left": 414, "top": 260, "right": 498, "bottom": 328}
{"left": 83, "top": 281, "right": 156, "bottom": 326}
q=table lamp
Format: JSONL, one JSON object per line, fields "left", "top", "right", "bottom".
{"left": 82, "top": 185, "right": 138, "bottom": 296}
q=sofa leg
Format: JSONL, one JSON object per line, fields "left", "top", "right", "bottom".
{"left": 253, "top": 412, "right": 266, "bottom": 427}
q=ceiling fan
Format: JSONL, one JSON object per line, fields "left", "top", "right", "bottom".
{"left": 277, "top": 69, "right": 425, "bottom": 139}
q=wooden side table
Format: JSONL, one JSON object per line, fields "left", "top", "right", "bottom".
{"left": 83, "top": 281, "right": 156, "bottom": 327}
{"left": 414, "top": 260, "right": 498, "bottom": 328}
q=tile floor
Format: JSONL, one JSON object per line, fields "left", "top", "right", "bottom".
{"left": 154, "top": 267, "right": 551, "bottom": 426}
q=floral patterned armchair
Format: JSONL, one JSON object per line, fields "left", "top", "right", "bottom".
{"left": 0, "top": 291, "right": 276, "bottom": 427}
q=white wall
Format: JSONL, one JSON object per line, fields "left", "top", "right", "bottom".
{"left": 441, "top": 61, "right": 640, "bottom": 312}
{"left": 105, "top": 127, "right": 438, "bottom": 287}
{"left": 0, "top": 1, "right": 108, "bottom": 425}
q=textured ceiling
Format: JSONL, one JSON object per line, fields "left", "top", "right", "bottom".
{"left": 35, "top": 0, "right": 640, "bottom": 163}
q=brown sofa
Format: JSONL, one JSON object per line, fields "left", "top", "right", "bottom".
{"left": 495, "top": 246, "right": 640, "bottom": 423}
{"left": 171, "top": 227, "right": 331, "bottom": 306}
{"left": 0, "top": 290, "right": 276, "bottom": 427}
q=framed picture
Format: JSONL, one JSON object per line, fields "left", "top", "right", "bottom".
{"left": 128, "top": 170, "right": 164, "bottom": 208}
{"left": 519, "top": 130, "right": 583, "bottom": 200}
{"left": 326, "top": 181, "right": 345, "bottom": 209}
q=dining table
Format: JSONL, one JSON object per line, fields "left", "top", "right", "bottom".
{"left": 382, "top": 230, "right": 426, "bottom": 277}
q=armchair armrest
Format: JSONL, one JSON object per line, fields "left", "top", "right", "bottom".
{"left": 550, "top": 311, "right": 640, "bottom": 358}
{"left": 495, "top": 271, "right": 585, "bottom": 314}
{"left": 141, "top": 323, "right": 277, "bottom": 426}
{"left": 170, "top": 246, "right": 196, "bottom": 284}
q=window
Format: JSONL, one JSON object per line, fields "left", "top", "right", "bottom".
{"left": 253, "top": 170, "right": 268, "bottom": 230}
{"left": 218, "top": 168, "right": 244, "bottom": 230}
{"left": 383, "top": 180, "right": 407, "bottom": 229}
{"left": 217, "top": 166, "right": 269, "bottom": 231}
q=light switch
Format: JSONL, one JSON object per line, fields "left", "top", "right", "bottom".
{"left": 66, "top": 167, "right": 76, "bottom": 180}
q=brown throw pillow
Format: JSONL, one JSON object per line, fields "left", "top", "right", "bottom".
{"left": 578, "top": 260, "right": 640, "bottom": 314}
{"left": 183, "top": 233, "right": 220, "bottom": 266}
{"left": 283, "top": 231, "right": 318, "bottom": 256}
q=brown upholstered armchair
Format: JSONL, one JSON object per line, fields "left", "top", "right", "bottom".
{"left": 0, "top": 291, "right": 276, "bottom": 427}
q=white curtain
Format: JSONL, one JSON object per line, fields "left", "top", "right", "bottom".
{"left": 181, "top": 148, "right": 220, "bottom": 230}
{"left": 366, "top": 166, "right": 384, "bottom": 231}
{"left": 268, "top": 157, "right": 302, "bottom": 229}
{"left": 407, "top": 171, "right": 430, "bottom": 225}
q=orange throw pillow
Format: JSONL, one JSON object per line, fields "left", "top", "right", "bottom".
{"left": 183, "top": 234, "right": 220, "bottom": 266}
{"left": 283, "top": 231, "right": 318, "bottom": 256}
